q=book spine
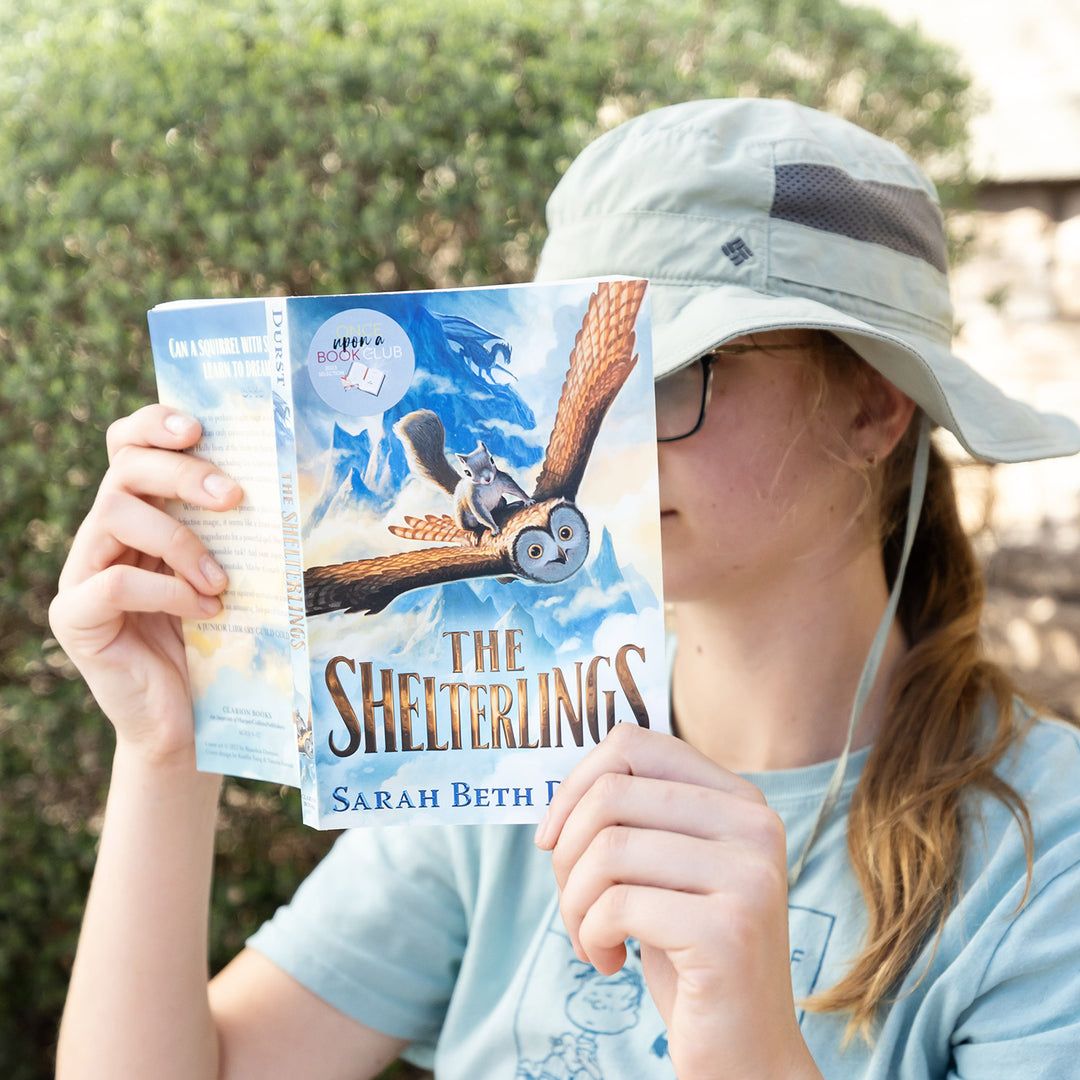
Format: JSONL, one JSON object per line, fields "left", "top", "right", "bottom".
{"left": 267, "top": 298, "right": 318, "bottom": 825}
{"left": 148, "top": 300, "right": 299, "bottom": 787}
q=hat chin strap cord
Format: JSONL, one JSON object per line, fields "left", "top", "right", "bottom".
{"left": 787, "top": 412, "right": 932, "bottom": 889}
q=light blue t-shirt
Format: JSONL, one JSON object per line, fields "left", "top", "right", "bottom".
{"left": 248, "top": 714, "right": 1080, "bottom": 1078}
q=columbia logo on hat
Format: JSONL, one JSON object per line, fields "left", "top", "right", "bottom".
{"left": 721, "top": 237, "right": 754, "bottom": 266}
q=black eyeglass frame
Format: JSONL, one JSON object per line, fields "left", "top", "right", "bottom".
{"left": 656, "top": 354, "right": 715, "bottom": 443}
{"left": 655, "top": 342, "right": 826, "bottom": 443}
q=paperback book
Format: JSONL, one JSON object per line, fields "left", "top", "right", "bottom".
{"left": 148, "top": 277, "right": 667, "bottom": 827}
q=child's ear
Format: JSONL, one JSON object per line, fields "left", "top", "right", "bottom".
{"left": 850, "top": 370, "right": 916, "bottom": 464}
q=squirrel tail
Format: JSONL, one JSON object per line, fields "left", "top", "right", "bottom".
{"left": 393, "top": 410, "right": 461, "bottom": 496}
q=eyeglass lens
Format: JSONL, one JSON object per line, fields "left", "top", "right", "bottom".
{"left": 654, "top": 360, "right": 706, "bottom": 442}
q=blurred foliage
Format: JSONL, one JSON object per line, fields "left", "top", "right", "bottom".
{"left": 0, "top": 0, "right": 972, "bottom": 1076}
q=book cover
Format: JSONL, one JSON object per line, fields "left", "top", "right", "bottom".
{"left": 149, "top": 278, "right": 668, "bottom": 827}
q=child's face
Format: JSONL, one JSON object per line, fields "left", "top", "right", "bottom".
{"left": 656, "top": 330, "right": 870, "bottom": 605}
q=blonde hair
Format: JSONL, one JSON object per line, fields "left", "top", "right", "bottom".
{"left": 802, "top": 338, "right": 1035, "bottom": 1038}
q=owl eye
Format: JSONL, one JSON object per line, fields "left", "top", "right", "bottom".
{"left": 527, "top": 543, "right": 544, "bottom": 560}
{"left": 557, "top": 525, "right": 574, "bottom": 542}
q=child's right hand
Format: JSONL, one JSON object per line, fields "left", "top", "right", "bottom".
{"left": 49, "top": 404, "right": 243, "bottom": 767}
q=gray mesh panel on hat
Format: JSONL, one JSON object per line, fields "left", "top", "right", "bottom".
{"left": 771, "top": 163, "right": 948, "bottom": 274}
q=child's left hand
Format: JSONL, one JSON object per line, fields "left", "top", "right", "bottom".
{"left": 535, "top": 724, "right": 823, "bottom": 1080}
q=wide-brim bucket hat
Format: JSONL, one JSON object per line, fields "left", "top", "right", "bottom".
{"left": 536, "top": 98, "right": 1080, "bottom": 464}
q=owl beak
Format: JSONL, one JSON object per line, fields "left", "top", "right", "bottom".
{"left": 553, "top": 546, "right": 568, "bottom": 564}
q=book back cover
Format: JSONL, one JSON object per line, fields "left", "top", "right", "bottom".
{"left": 149, "top": 298, "right": 300, "bottom": 786}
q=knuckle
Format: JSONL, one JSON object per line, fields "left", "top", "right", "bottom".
{"left": 594, "top": 823, "right": 631, "bottom": 867}
{"left": 104, "top": 416, "right": 128, "bottom": 458}
{"left": 732, "top": 775, "right": 769, "bottom": 806}
{"left": 739, "top": 847, "right": 789, "bottom": 911}
{"left": 713, "top": 890, "right": 763, "bottom": 944}
{"left": 94, "top": 487, "right": 126, "bottom": 521}
{"left": 165, "top": 518, "right": 195, "bottom": 559}
{"left": 107, "top": 440, "right": 139, "bottom": 476}
{"left": 749, "top": 804, "right": 787, "bottom": 861}
{"left": 599, "top": 881, "right": 633, "bottom": 922}
{"left": 105, "top": 410, "right": 150, "bottom": 460}
{"left": 171, "top": 450, "right": 191, "bottom": 489}
{"left": 95, "top": 563, "right": 130, "bottom": 606}
{"left": 592, "top": 770, "right": 629, "bottom": 805}
{"left": 557, "top": 886, "right": 582, "bottom": 931}
{"left": 550, "top": 842, "right": 573, "bottom": 882}
{"left": 47, "top": 593, "right": 70, "bottom": 639}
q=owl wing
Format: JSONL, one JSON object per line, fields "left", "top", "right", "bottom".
{"left": 388, "top": 513, "right": 476, "bottom": 546}
{"left": 531, "top": 278, "right": 647, "bottom": 503}
{"left": 304, "top": 541, "right": 513, "bottom": 616}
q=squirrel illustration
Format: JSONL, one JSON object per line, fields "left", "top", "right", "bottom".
{"left": 394, "top": 409, "right": 533, "bottom": 537}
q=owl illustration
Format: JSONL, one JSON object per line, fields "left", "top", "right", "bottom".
{"left": 303, "top": 279, "right": 647, "bottom": 616}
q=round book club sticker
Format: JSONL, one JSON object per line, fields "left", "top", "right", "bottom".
{"left": 306, "top": 307, "right": 415, "bottom": 416}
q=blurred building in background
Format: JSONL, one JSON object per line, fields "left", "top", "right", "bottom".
{"left": 857, "top": 0, "right": 1080, "bottom": 538}
{"left": 857, "top": 0, "right": 1080, "bottom": 718}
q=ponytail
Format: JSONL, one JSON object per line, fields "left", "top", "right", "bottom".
{"left": 803, "top": 351, "right": 1035, "bottom": 1038}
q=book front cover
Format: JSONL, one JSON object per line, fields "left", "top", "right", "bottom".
{"left": 286, "top": 279, "right": 668, "bottom": 826}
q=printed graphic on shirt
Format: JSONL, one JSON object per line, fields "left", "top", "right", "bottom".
{"left": 513, "top": 907, "right": 671, "bottom": 1079}
{"left": 789, "top": 905, "right": 836, "bottom": 1022}
{"left": 512, "top": 900, "right": 836, "bottom": 1075}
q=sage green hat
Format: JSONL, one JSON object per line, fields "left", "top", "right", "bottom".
{"left": 536, "top": 98, "right": 1080, "bottom": 464}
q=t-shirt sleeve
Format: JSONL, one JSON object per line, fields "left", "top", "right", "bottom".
{"left": 246, "top": 824, "right": 473, "bottom": 1046}
{"left": 949, "top": 848, "right": 1080, "bottom": 1078}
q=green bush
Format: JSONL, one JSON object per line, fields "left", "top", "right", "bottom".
{"left": 0, "top": 1, "right": 971, "bottom": 1075}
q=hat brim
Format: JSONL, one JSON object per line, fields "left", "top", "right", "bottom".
{"left": 648, "top": 281, "right": 1080, "bottom": 465}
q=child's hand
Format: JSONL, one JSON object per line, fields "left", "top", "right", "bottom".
{"left": 49, "top": 404, "right": 242, "bottom": 767}
{"left": 535, "top": 724, "right": 823, "bottom": 1080}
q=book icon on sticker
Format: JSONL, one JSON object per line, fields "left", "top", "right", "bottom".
{"left": 340, "top": 361, "right": 386, "bottom": 395}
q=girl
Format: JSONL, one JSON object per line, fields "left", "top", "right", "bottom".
{"left": 51, "top": 99, "right": 1080, "bottom": 1079}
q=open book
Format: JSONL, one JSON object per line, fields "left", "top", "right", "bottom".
{"left": 148, "top": 278, "right": 667, "bottom": 827}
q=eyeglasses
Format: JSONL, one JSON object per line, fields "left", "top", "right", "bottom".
{"left": 654, "top": 342, "right": 820, "bottom": 442}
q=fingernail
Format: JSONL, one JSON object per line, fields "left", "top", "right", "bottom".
{"left": 203, "top": 473, "right": 238, "bottom": 499}
{"left": 199, "top": 554, "right": 227, "bottom": 589}
{"left": 164, "top": 412, "right": 199, "bottom": 436}
{"left": 534, "top": 811, "right": 553, "bottom": 849}
{"left": 199, "top": 594, "right": 222, "bottom": 615}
